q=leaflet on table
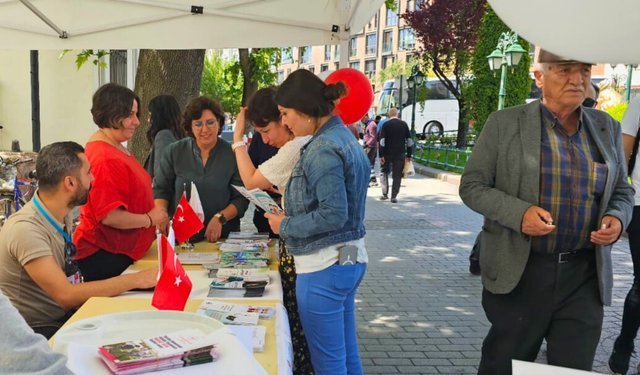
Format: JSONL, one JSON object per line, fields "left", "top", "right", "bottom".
{"left": 210, "top": 278, "right": 269, "bottom": 289}
{"left": 177, "top": 252, "right": 220, "bottom": 264}
{"left": 198, "top": 300, "right": 275, "bottom": 320}
{"left": 221, "top": 252, "right": 270, "bottom": 261}
{"left": 227, "top": 325, "right": 267, "bottom": 353}
{"left": 219, "top": 242, "right": 268, "bottom": 252}
{"left": 98, "top": 328, "right": 218, "bottom": 374}
{"left": 225, "top": 238, "right": 272, "bottom": 245}
{"left": 196, "top": 309, "right": 260, "bottom": 326}
{"left": 204, "top": 260, "right": 269, "bottom": 270}
{"left": 216, "top": 268, "right": 270, "bottom": 284}
{"left": 228, "top": 232, "right": 270, "bottom": 240}
{"left": 231, "top": 185, "right": 283, "bottom": 214}
{"left": 207, "top": 286, "right": 266, "bottom": 298}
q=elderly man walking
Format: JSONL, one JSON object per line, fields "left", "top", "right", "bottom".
{"left": 459, "top": 50, "right": 634, "bottom": 374}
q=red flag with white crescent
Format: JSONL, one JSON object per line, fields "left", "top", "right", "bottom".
{"left": 152, "top": 234, "right": 193, "bottom": 311}
{"left": 171, "top": 193, "right": 204, "bottom": 244}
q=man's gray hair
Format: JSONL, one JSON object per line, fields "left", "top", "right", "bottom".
{"left": 535, "top": 62, "right": 550, "bottom": 75}
{"left": 387, "top": 107, "right": 399, "bottom": 117}
{"left": 36, "top": 142, "right": 85, "bottom": 192}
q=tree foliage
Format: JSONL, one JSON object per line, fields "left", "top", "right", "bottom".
{"left": 466, "top": 4, "right": 531, "bottom": 134}
{"left": 201, "top": 51, "right": 243, "bottom": 116}
{"left": 402, "top": 0, "right": 486, "bottom": 148}
{"left": 59, "top": 49, "right": 109, "bottom": 70}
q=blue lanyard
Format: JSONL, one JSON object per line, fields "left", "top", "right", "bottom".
{"left": 33, "top": 198, "right": 72, "bottom": 243}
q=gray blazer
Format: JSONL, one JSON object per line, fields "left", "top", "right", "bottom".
{"left": 144, "top": 129, "right": 177, "bottom": 179}
{"left": 460, "top": 100, "right": 634, "bottom": 305}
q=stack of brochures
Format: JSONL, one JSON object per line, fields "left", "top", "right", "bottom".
{"left": 203, "top": 232, "right": 271, "bottom": 271}
{"left": 196, "top": 301, "right": 269, "bottom": 352}
{"left": 98, "top": 329, "right": 217, "bottom": 374}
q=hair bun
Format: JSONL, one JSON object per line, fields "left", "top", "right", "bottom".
{"left": 323, "top": 82, "right": 348, "bottom": 102}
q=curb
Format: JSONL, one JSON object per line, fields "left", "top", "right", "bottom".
{"left": 414, "top": 163, "right": 461, "bottom": 187}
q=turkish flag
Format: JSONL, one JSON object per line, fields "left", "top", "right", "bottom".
{"left": 172, "top": 193, "right": 204, "bottom": 244}
{"left": 152, "top": 235, "right": 192, "bottom": 311}
{"left": 157, "top": 231, "right": 174, "bottom": 280}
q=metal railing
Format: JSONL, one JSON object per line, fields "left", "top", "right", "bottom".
{"left": 413, "top": 143, "right": 472, "bottom": 172}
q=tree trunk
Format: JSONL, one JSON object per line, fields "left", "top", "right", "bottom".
{"left": 239, "top": 48, "right": 259, "bottom": 106}
{"left": 128, "top": 49, "right": 206, "bottom": 164}
{"left": 456, "top": 98, "right": 468, "bottom": 149}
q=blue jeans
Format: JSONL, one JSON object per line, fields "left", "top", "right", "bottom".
{"left": 296, "top": 262, "right": 367, "bottom": 375}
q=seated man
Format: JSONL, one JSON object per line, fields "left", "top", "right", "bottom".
{"left": 0, "top": 142, "right": 157, "bottom": 339}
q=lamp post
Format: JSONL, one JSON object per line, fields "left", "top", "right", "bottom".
{"left": 487, "top": 31, "right": 527, "bottom": 110}
{"left": 406, "top": 66, "right": 424, "bottom": 150}
{"left": 626, "top": 64, "right": 634, "bottom": 103}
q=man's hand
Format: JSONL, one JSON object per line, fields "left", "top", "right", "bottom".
{"left": 521, "top": 206, "right": 556, "bottom": 236}
{"left": 591, "top": 215, "right": 623, "bottom": 246}
{"left": 264, "top": 212, "right": 286, "bottom": 235}
{"left": 133, "top": 267, "right": 158, "bottom": 289}
{"left": 380, "top": 157, "right": 385, "bottom": 166}
{"left": 205, "top": 217, "right": 222, "bottom": 242}
{"left": 234, "top": 107, "right": 248, "bottom": 143}
{"left": 148, "top": 206, "right": 169, "bottom": 229}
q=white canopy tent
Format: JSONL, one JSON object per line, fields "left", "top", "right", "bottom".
{"left": 0, "top": 0, "right": 384, "bottom": 66}
{"left": 488, "top": 0, "right": 640, "bottom": 64}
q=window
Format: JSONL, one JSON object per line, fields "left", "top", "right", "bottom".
{"left": 366, "top": 33, "right": 377, "bottom": 55}
{"left": 350, "top": 37, "right": 358, "bottom": 58}
{"left": 399, "top": 28, "right": 415, "bottom": 50}
{"left": 382, "top": 55, "right": 395, "bottom": 69}
{"left": 365, "top": 59, "right": 376, "bottom": 79}
{"left": 350, "top": 61, "right": 361, "bottom": 70}
{"left": 300, "top": 47, "right": 311, "bottom": 64}
{"left": 109, "top": 50, "right": 127, "bottom": 87}
{"left": 383, "top": 30, "right": 393, "bottom": 54}
{"left": 386, "top": 2, "right": 398, "bottom": 26}
{"left": 281, "top": 48, "right": 293, "bottom": 64}
{"left": 406, "top": 53, "right": 414, "bottom": 63}
{"left": 321, "top": 64, "right": 329, "bottom": 72}
{"left": 368, "top": 12, "right": 378, "bottom": 29}
{"left": 287, "top": 68, "right": 291, "bottom": 75}
{"left": 406, "top": 0, "right": 413, "bottom": 12}
{"left": 416, "top": 0, "right": 423, "bottom": 10}
{"left": 335, "top": 62, "right": 340, "bottom": 70}
{"left": 325, "top": 45, "right": 331, "bottom": 61}
{"left": 277, "top": 70, "right": 285, "bottom": 83}
{"left": 334, "top": 45, "right": 340, "bottom": 61}
{"left": 309, "top": 66, "right": 315, "bottom": 73}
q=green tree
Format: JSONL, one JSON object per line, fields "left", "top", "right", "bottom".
{"left": 200, "top": 51, "right": 243, "bottom": 116}
{"left": 466, "top": 4, "right": 531, "bottom": 134}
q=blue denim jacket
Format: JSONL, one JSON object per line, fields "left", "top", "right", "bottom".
{"left": 280, "top": 116, "right": 370, "bottom": 255}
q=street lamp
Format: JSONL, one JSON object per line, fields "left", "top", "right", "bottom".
{"left": 487, "top": 31, "right": 527, "bottom": 110}
{"left": 406, "top": 66, "right": 424, "bottom": 150}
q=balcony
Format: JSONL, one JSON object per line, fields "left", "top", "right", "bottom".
{"left": 366, "top": 45, "right": 376, "bottom": 56}
{"left": 399, "top": 40, "right": 415, "bottom": 51}
{"left": 382, "top": 42, "right": 393, "bottom": 55}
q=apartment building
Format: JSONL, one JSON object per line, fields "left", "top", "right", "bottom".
{"left": 277, "top": 0, "right": 421, "bottom": 91}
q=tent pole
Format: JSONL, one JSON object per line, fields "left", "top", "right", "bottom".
{"left": 30, "top": 50, "right": 41, "bottom": 152}
{"left": 19, "top": 0, "right": 66, "bottom": 38}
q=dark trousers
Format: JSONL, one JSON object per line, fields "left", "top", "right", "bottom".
{"left": 31, "top": 310, "right": 75, "bottom": 339}
{"left": 381, "top": 155, "right": 404, "bottom": 198}
{"left": 77, "top": 249, "right": 134, "bottom": 281}
{"left": 617, "top": 206, "right": 640, "bottom": 345}
{"left": 365, "top": 146, "right": 377, "bottom": 183}
{"left": 478, "top": 250, "right": 603, "bottom": 375}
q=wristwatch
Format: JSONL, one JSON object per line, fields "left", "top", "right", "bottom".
{"left": 231, "top": 141, "right": 246, "bottom": 152}
{"left": 214, "top": 212, "right": 227, "bottom": 225}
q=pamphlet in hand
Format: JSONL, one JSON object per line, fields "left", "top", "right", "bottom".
{"left": 232, "top": 185, "right": 283, "bottom": 214}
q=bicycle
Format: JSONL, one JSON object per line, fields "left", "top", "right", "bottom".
{"left": 0, "top": 156, "right": 37, "bottom": 227}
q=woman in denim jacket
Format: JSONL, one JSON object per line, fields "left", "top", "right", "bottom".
{"left": 265, "top": 69, "right": 370, "bottom": 375}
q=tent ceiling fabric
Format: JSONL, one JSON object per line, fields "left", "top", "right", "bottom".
{"left": 0, "top": 0, "right": 383, "bottom": 49}
{"left": 488, "top": 0, "right": 640, "bottom": 64}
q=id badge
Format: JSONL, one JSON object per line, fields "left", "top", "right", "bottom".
{"left": 68, "top": 272, "right": 82, "bottom": 285}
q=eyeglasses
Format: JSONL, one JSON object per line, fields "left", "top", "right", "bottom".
{"left": 582, "top": 98, "right": 597, "bottom": 108}
{"left": 193, "top": 119, "right": 219, "bottom": 129}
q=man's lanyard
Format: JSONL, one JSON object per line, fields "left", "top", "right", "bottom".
{"left": 33, "top": 198, "right": 71, "bottom": 243}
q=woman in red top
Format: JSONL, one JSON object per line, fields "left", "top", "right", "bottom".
{"left": 73, "top": 83, "right": 169, "bottom": 281}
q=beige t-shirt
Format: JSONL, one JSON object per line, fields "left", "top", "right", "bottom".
{"left": 258, "top": 136, "right": 311, "bottom": 201}
{"left": 0, "top": 194, "right": 72, "bottom": 326}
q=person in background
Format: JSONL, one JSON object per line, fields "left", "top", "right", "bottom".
{"left": 374, "top": 115, "right": 382, "bottom": 124}
{"left": 377, "top": 110, "right": 391, "bottom": 134}
{"left": 363, "top": 114, "right": 379, "bottom": 187}
{"left": 232, "top": 87, "right": 314, "bottom": 374}
{"left": 144, "top": 95, "right": 185, "bottom": 180}
{"left": 608, "top": 95, "right": 640, "bottom": 374}
{"left": 153, "top": 96, "right": 249, "bottom": 242}
{"left": 378, "top": 107, "right": 413, "bottom": 203}
{"left": 346, "top": 123, "right": 359, "bottom": 139}
{"left": 0, "top": 142, "right": 157, "bottom": 339}
{"left": 266, "top": 69, "right": 370, "bottom": 375}
{"left": 74, "top": 83, "right": 169, "bottom": 282}
{"left": 247, "top": 131, "right": 279, "bottom": 237}
{"left": 583, "top": 82, "right": 600, "bottom": 109}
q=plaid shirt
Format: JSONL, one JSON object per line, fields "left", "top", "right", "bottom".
{"left": 530, "top": 104, "right": 607, "bottom": 253}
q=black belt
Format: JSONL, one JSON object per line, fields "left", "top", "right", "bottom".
{"left": 531, "top": 249, "right": 595, "bottom": 264}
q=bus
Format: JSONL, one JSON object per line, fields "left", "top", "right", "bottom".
{"left": 377, "top": 77, "right": 460, "bottom": 135}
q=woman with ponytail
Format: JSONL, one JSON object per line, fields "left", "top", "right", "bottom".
{"left": 265, "top": 69, "right": 370, "bottom": 375}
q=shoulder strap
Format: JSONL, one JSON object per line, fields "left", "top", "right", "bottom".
{"left": 629, "top": 126, "right": 640, "bottom": 175}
